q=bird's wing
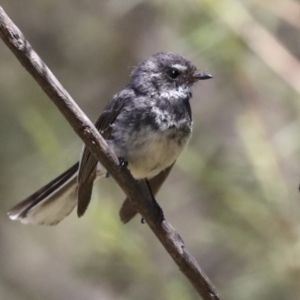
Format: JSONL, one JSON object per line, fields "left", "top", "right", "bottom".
{"left": 119, "top": 161, "right": 176, "bottom": 223}
{"left": 77, "top": 90, "right": 131, "bottom": 217}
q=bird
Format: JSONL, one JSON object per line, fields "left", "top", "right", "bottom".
{"left": 7, "top": 52, "right": 212, "bottom": 226}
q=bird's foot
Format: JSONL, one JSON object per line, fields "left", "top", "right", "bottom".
{"left": 106, "top": 157, "right": 128, "bottom": 178}
{"left": 118, "top": 157, "right": 128, "bottom": 168}
{"left": 141, "top": 199, "right": 164, "bottom": 225}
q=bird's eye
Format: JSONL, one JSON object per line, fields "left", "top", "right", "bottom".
{"left": 168, "top": 68, "right": 180, "bottom": 80}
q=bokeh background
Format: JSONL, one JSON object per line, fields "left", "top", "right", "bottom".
{"left": 0, "top": 1, "right": 300, "bottom": 299}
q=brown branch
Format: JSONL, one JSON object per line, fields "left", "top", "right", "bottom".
{"left": 0, "top": 6, "right": 221, "bottom": 300}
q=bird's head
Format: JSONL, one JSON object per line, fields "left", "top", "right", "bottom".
{"left": 130, "top": 52, "right": 212, "bottom": 99}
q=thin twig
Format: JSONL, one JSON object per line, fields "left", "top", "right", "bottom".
{"left": 0, "top": 6, "right": 221, "bottom": 300}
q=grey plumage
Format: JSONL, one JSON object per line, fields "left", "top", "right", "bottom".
{"left": 7, "top": 52, "right": 211, "bottom": 225}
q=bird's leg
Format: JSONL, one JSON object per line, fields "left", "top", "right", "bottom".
{"left": 141, "top": 179, "right": 164, "bottom": 224}
{"left": 118, "top": 157, "right": 128, "bottom": 168}
{"left": 106, "top": 157, "right": 128, "bottom": 178}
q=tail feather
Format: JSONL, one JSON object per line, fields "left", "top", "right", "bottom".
{"left": 8, "top": 163, "right": 79, "bottom": 225}
{"left": 119, "top": 198, "right": 138, "bottom": 224}
{"left": 119, "top": 162, "right": 175, "bottom": 223}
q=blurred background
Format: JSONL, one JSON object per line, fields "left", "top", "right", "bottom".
{"left": 0, "top": 0, "right": 300, "bottom": 299}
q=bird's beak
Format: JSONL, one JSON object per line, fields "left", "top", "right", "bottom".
{"left": 193, "top": 72, "right": 212, "bottom": 81}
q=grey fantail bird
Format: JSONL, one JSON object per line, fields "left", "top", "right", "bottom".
{"left": 8, "top": 52, "right": 212, "bottom": 225}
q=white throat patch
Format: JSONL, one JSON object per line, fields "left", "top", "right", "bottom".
{"left": 160, "top": 85, "right": 192, "bottom": 99}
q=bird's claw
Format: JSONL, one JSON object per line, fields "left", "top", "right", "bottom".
{"left": 118, "top": 157, "right": 128, "bottom": 168}
{"left": 140, "top": 203, "right": 164, "bottom": 225}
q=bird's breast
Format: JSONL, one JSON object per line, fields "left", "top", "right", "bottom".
{"left": 126, "top": 126, "right": 192, "bottom": 179}
{"left": 110, "top": 98, "right": 192, "bottom": 179}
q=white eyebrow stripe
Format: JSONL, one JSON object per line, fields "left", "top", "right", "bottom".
{"left": 171, "top": 64, "right": 187, "bottom": 71}
{"left": 151, "top": 73, "right": 161, "bottom": 78}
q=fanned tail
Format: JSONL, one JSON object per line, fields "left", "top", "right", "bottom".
{"left": 8, "top": 163, "right": 79, "bottom": 225}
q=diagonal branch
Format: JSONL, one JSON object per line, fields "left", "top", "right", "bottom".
{"left": 0, "top": 6, "right": 221, "bottom": 300}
